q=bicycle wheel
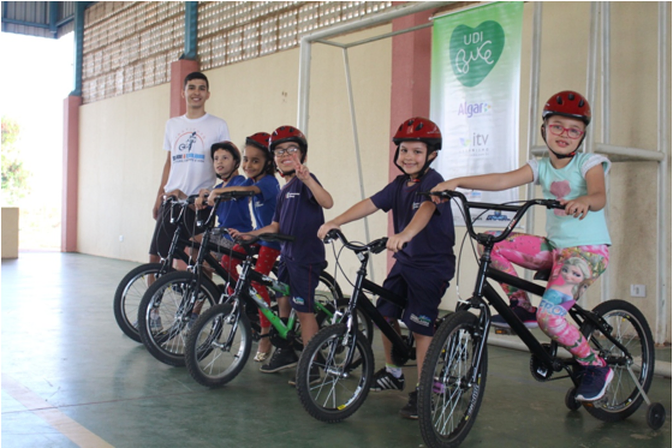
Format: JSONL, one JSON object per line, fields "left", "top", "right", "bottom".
{"left": 418, "top": 311, "right": 487, "bottom": 448}
{"left": 296, "top": 323, "right": 374, "bottom": 423}
{"left": 578, "top": 299, "right": 655, "bottom": 422}
{"left": 137, "top": 271, "right": 221, "bottom": 366}
{"left": 184, "top": 302, "right": 252, "bottom": 387}
{"left": 113, "top": 263, "right": 174, "bottom": 342}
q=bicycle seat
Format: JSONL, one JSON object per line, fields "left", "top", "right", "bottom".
{"left": 533, "top": 270, "right": 551, "bottom": 281}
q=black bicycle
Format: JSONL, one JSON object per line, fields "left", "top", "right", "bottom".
{"left": 417, "top": 190, "right": 666, "bottom": 448}
{"left": 295, "top": 229, "right": 426, "bottom": 423}
{"left": 137, "top": 191, "right": 345, "bottom": 367}
{"left": 113, "top": 195, "right": 240, "bottom": 342}
{"left": 183, "top": 232, "right": 370, "bottom": 388}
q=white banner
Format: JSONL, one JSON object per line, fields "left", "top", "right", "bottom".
{"left": 430, "top": 2, "right": 524, "bottom": 226}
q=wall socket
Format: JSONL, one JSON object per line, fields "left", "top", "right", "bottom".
{"left": 630, "top": 284, "right": 646, "bottom": 298}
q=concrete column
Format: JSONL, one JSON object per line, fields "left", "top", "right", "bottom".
{"left": 61, "top": 94, "right": 82, "bottom": 252}
{"left": 170, "top": 59, "right": 200, "bottom": 118}
{"left": 387, "top": 10, "right": 433, "bottom": 268}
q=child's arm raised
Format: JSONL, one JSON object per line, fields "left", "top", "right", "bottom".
{"left": 317, "top": 199, "right": 379, "bottom": 239}
{"left": 387, "top": 201, "right": 436, "bottom": 252}
{"left": 430, "top": 165, "right": 534, "bottom": 202}
{"left": 293, "top": 153, "right": 334, "bottom": 209}
{"left": 560, "top": 165, "right": 607, "bottom": 220}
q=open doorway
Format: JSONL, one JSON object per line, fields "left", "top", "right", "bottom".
{"left": 0, "top": 31, "right": 73, "bottom": 252}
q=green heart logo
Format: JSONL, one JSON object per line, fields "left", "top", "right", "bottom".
{"left": 449, "top": 21, "right": 505, "bottom": 87}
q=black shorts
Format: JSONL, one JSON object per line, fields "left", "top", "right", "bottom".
{"left": 148, "top": 201, "right": 206, "bottom": 258}
{"left": 377, "top": 261, "right": 449, "bottom": 336}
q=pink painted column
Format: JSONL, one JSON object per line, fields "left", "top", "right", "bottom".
{"left": 170, "top": 59, "right": 200, "bottom": 118}
{"left": 61, "top": 94, "right": 82, "bottom": 252}
{"left": 387, "top": 9, "right": 434, "bottom": 269}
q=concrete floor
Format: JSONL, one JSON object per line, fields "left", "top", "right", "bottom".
{"left": 2, "top": 251, "right": 670, "bottom": 448}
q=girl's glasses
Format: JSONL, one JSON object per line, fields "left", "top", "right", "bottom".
{"left": 274, "top": 146, "right": 300, "bottom": 156}
{"left": 547, "top": 124, "right": 584, "bottom": 139}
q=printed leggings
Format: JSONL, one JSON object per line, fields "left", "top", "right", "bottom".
{"left": 221, "top": 245, "right": 281, "bottom": 328}
{"left": 484, "top": 232, "right": 609, "bottom": 366}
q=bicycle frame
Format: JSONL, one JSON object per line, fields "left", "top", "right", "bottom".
{"left": 326, "top": 230, "right": 415, "bottom": 366}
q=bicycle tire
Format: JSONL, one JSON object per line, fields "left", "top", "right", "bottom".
{"left": 113, "top": 263, "right": 174, "bottom": 342}
{"left": 578, "top": 299, "right": 655, "bottom": 422}
{"left": 137, "top": 271, "right": 221, "bottom": 366}
{"left": 295, "top": 323, "right": 374, "bottom": 423}
{"left": 418, "top": 311, "right": 488, "bottom": 448}
{"left": 184, "top": 302, "right": 252, "bottom": 387}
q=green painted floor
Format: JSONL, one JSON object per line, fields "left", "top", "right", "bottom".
{"left": 2, "top": 252, "right": 670, "bottom": 448}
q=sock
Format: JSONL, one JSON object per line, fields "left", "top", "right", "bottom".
{"left": 385, "top": 364, "right": 402, "bottom": 378}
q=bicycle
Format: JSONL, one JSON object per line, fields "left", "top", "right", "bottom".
{"left": 138, "top": 192, "right": 347, "bottom": 368}
{"left": 183, "top": 232, "right": 372, "bottom": 387}
{"left": 295, "top": 228, "right": 430, "bottom": 423}
{"left": 113, "top": 195, "right": 242, "bottom": 342}
{"left": 417, "top": 190, "right": 666, "bottom": 448}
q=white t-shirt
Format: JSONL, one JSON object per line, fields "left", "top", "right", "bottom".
{"left": 163, "top": 113, "right": 230, "bottom": 195}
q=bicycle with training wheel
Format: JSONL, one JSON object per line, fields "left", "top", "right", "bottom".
{"left": 113, "top": 195, "right": 245, "bottom": 342}
{"left": 183, "top": 232, "right": 372, "bottom": 388}
{"left": 295, "top": 229, "right": 432, "bottom": 423}
{"left": 417, "top": 190, "right": 666, "bottom": 448}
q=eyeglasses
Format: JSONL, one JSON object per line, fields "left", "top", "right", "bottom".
{"left": 273, "top": 146, "right": 300, "bottom": 157}
{"left": 547, "top": 124, "right": 584, "bottom": 139}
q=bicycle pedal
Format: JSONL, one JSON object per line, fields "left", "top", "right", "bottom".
{"left": 494, "top": 327, "right": 516, "bottom": 336}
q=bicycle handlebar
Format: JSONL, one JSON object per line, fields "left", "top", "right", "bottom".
{"left": 423, "top": 190, "right": 563, "bottom": 245}
{"left": 235, "top": 232, "right": 296, "bottom": 246}
{"left": 323, "top": 229, "right": 389, "bottom": 255}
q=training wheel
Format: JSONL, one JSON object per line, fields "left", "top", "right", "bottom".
{"left": 565, "top": 387, "right": 581, "bottom": 411}
{"left": 647, "top": 403, "right": 666, "bottom": 430}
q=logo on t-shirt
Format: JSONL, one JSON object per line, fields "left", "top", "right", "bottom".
{"left": 286, "top": 192, "right": 300, "bottom": 200}
{"left": 412, "top": 201, "right": 421, "bottom": 210}
{"left": 173, "top": 130, "right": 206, "bottom": 163}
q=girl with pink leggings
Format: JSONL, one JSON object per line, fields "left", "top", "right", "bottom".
{"left": 432, "top": 90, "right": 614, "bottom": 402}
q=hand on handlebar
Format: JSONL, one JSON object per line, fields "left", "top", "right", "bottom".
{"left": 559, "top": 198, "right": 590, "bottom": 220}
{"left": 386, "top": 232, "right": 411, "bottom": 253}
{"left": 429, "top": 180, "right": 459, "bottom": 204}
{"left": 318, "top": 221, "right": 341, "bottom": 240}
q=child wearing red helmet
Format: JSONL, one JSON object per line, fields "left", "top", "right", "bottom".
{"left": 318, "top": 117, "right": 456, "bottom": 419}
{"left": 431, "top": 90, "right": 613, "bottom": 402}
{"left": 231, "top": 125, "right": 333, "bottom": 379}
{"left": 204, "top": 133, "right": 280, "bottom": 361}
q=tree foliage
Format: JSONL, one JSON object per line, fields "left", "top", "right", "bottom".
{"left": 2, "top": 116, "right": 32, "bottom": 206}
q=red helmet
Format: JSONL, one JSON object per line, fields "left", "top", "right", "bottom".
{"left": 392, "top": 117, "right": 442, "bottom": 150}
{"left": 542, "top": 91, "right": 591, "bottom": 125}
{"left": 269, "top": 126, "right": 307, "bottom": 154}
{"left": 245, "top": 132, "right": 271, "bottom": 152}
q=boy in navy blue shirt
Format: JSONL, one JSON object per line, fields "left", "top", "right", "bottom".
{"left": 318, "top": 117, "right": 455, "bottom": 419}
{"left": 231, "top": 126, "right": 333, "bottom": 378}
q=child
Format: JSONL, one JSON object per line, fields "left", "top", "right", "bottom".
{"left": 431, "top": 90, "right": 613, "bottom": 402}
{"left": 196, "top": 141, "right": 253, "bottom": 252}
{"left": 230, "top": 126, "right": 333, "bottom": 379}
{"left": 206, "top": 132, "right": 281, "bottom": 361}
{"left": 318, "top": 117, "right": 456, "bottom": 419}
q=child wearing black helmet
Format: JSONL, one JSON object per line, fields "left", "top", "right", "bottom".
{"left": 431, "top": 90, "right": 613, "bottom": 402}
{"left": 231, "top": 125, "right": 333, "bottom": 381}
{"left": 318, "top": 117, "right": 456, "bottom": 419}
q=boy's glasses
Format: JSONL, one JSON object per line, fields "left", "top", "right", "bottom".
{"left": 274, "top": 146, "right": 300, "bottom": 157}
{"left": 547, "top": 124, "right": 584, "bottom": 139}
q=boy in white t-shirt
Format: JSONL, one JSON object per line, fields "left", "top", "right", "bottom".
{"left": 149, "top": 72, "right": 230, "bottom": 262}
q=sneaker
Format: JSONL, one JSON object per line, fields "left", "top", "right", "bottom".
{"left": 399, "top": 388, "right": 418, "bottom": 420}
{"left": 370, "top": 368, "right": 405, "bottom": 391}
{"left": 491, "top": 305, "right": 538, "bottom": 329}
{"left": 259, "top": 347, "right": 298, "bottom": 373}
{"left": 149, "top": 311, "right": 163, "bottom": 332}
{"left": 575, "top": 365, "right": 614, "bottom": 402}
{"left": 288, "top": 364, "right": 320, "bottom": 387}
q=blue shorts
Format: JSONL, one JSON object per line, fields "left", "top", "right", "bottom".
{"left": 377, "top": 261, "right": 449, "bottom": 336}
{"left": 277, "top": 259, "right": 327, "bottom": 313}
